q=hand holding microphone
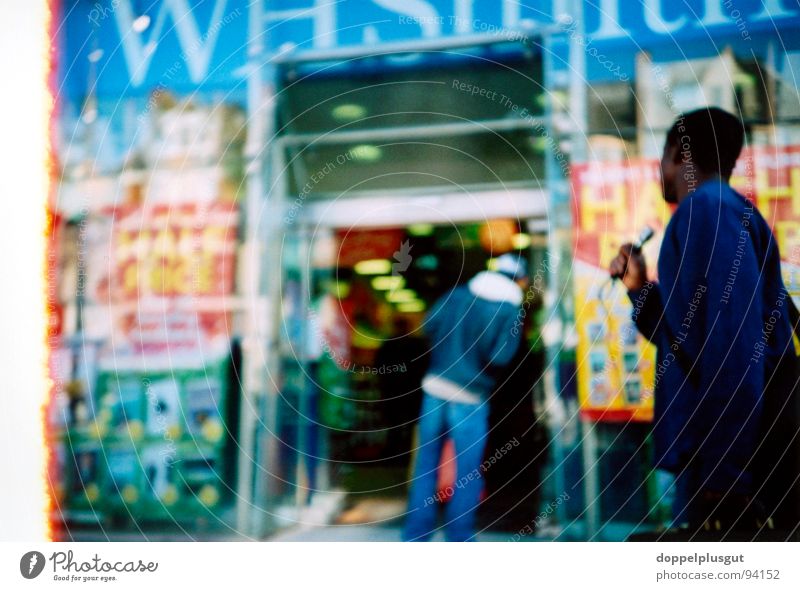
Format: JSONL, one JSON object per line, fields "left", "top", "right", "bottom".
{"left": 609, "top": 226, "right": 654, "bottom": 292}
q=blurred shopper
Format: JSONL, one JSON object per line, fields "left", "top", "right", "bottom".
{"left": 610, "top": 107, "right": 800, "bottom": 535}
{"left": 483, "top": 305, "right": 547, "bottom": 532}
{"left": 403, "top": 254, "right": 526, "bottom": 541}
{"left": 375, "top": 316, "right": 428, "bottom": 460}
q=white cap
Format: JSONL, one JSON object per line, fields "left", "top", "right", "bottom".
{"left": 494, "top": 254, "right": 528, "bottom": 280}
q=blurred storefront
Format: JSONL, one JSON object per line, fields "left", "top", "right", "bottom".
{"left": 50, "top": 0, "right": 800, "bottom": 539}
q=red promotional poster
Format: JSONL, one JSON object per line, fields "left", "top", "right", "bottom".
{"left": 731, "top": 145, "right": 800, "bottom": 295}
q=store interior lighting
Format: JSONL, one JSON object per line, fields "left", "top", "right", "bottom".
{"left": 354, "top": 259, "right": 392, "bottom": 275}
{"left": 371, "top": 276, "right": 405, "bottom": 290}
{"left": 331, "top": 280, "right": 351, "bottom": 298}
{"left": 408, "top": 223, "right": 434, "bottom": 236}
{"left": 387, "top": 289, "right": 417, "bottom": 303}
{"left": 348, "top": 144, "right": 382, "bottom": 162}
{"left": 512, "top": 233, "right": 532, "bottom": 249}
{"left": 332, "top": 103, "right": 367, "bottom": 121}
{"left": 397, "top": 301, "right": 426, "bottom": 313}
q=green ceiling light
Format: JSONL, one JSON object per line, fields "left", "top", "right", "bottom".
{"left": 331, "top": 281, "right": 351, "bottom": 298}
{"left": 332, "top": 103, "right": 367, "bottom": 121}
{"left": 536, "top": 93, "right": 548, "bottom": 108}
{"left": 487, "top": 257, "right": 500, "bottom": 271}
{"left": 387, "top": 289, "right": 417, "bottom": 303}
{"left": 512, "top": 233, "right": 532, "bottom": 249}
{"left": 733, "top": 72, "right": 756, "bottom": 89}
{"left": 352, "top": 328, "right": 383, "bottom": 349}
{"left": 408, "top": 223, "right": 434, "bottom": 236}
{"left": 416, "top": 254, "right": 438, "bottom": 270}
{"left": 349, "top": 144, "right": 382, "bottom": 162}
{"left": 371, "top": 276, "right": 405, "bottom": 291}
{"left": 531, "top": 136, "right": 549, "bottom": 152}
{"left": 549, "top": 90, "right": 568, "bottom": 109}
{"left": 397, "top": 301, "right": 426, "bottom": 313}
{"left": 354, "top": 259, "right": 392, "bottom": 275}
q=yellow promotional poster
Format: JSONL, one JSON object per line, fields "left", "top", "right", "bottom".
{"left": 571, "top": 160, "right": 672, "bottom": 422}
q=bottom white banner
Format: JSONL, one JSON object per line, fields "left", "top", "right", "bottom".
{"left": 1, "top": 542, "right": 798, "bottom": 590}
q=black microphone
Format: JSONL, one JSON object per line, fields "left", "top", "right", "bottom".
{"left": 610, "top": 226, "right": 655, "bottom": 281}
{"left": 631, "top": 226, "right": 655, "bottom": 253}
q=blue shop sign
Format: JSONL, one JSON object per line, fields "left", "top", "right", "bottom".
{"left": 60, "top": 0, "right": 800, "bottom": 97}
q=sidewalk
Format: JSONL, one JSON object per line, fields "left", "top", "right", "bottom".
{"left": 266, "top": 494, "right": 566, "bottom": 541}
{"left": 268, "top": 523, "right": 552, "bottom": 542}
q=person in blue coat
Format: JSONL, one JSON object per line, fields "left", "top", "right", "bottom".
{"left": 610, "top": 107, "right": 795, "bottom": 532}
{"left": 403, "top": 254, "right": 526, "bottom": 541}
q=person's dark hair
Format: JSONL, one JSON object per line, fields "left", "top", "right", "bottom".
{"left": 665, "top": 107, "right": 745, "bottom": 178}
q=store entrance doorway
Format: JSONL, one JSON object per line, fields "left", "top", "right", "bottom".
{"left": 278, "top": 211, "right": 550, "bottom": 531}
{"left": 266, "top": 39, "right": 552, "bottom": 532}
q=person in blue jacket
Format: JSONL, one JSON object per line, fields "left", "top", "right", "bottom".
{"left": 610, "top": 107, "right": 794, "bottom": 532}
{"left": 403, "top": 254, "right": 526, "bottom": 541}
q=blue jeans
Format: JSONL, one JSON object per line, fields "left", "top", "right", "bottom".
{"left": 403, "top": 392, "right": 489, "bottom": 542}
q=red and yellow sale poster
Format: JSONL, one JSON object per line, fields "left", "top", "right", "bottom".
{"left": 571, "top": 160, "right": 672, "bottom": 422}
{"left": 731, "top": 145, "right": 800, "bottom": 297}
{"left": 112, "top": 202, "right": 239, "bottom": 301}
{"left": 572, "top": 145, "right": 800, "bottom": 422}
{"left": 81, "top": 201, "right": 239, "bottom": 362}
